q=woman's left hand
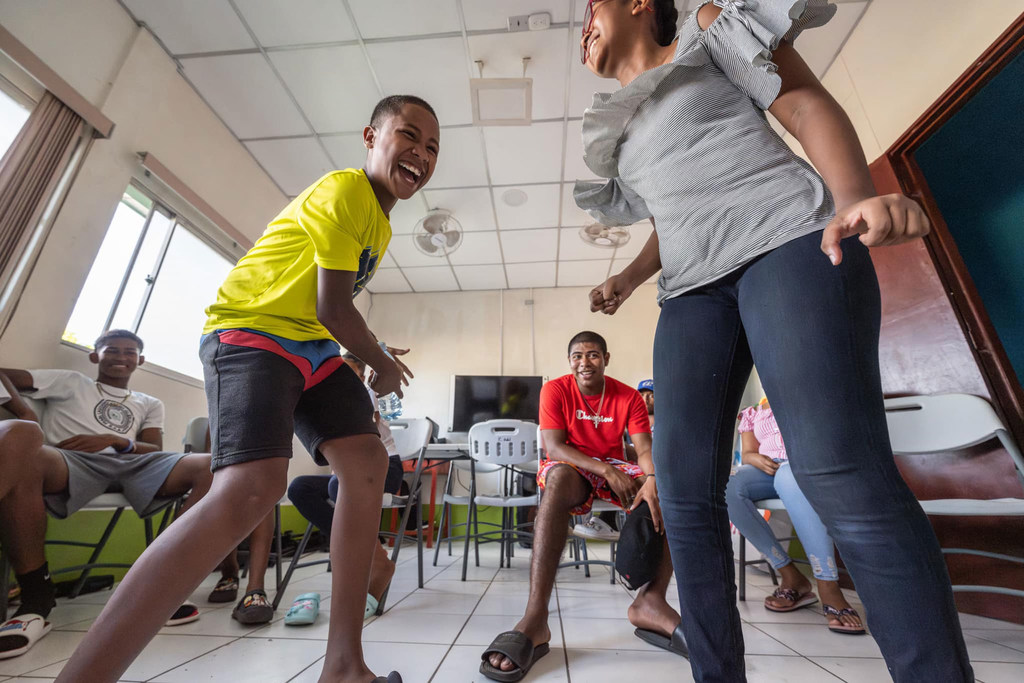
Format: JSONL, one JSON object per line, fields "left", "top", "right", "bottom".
{"left": 630, "top": 475, "right": 663, "bottom": 533}
{"left": 820, "top": 194, "right": 931, "bottom": 266}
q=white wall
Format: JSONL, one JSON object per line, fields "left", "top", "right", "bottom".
{"left": 785, "top": 0, "right": 1022, "bottom": 160}
{"left": 0, "top": 0, "right": 291, "bottom": 461}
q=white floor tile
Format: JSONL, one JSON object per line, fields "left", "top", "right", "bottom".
{"left": 752, "top": 623, "right": 884, "bottom": 658}
{"left": 433, "top": 562, "right": 499, "bottom": 582}
{"left": 0, "top": 631, "right": 85, "bottom": 677}
{"left": 46, "top": 603, "right": 107, "bottom": 630}
{"left": 561, "top": 617, "right": 655, "bottom": 652}
{"left": 809, "top": 656, "right": 892, "bottom": 682}
{"left": 565, "top": 648, "right": 693, "bottom": 681}
{"left": 744, "top": 655, "right": 843, "bottom": 682}
{"left": 361, "top": 611, "right": 468, "bottom": 645}
{"left": 153, "top": 603, "right": 283, "bottom": 637}
{"left": 742, "top": 624, "right": 800, "bottom": 656}
{"left": 287, "top": 642, "right": 449, "bottom": 683}
{"left": 958, "top": 613, "right": 1024, "bottom": 631}
{"left": 28, "top": 634, "right": 235, "bottom": 682}
{"left": 555, "top": 591, "right": 635, "bottom": 620}
{"left": 384, "top": 587, "right": 484, "bottom": 616}
{"left": 454, "top": 614, "right": 564, "bottom": 648}
{"left": 434, "top": 644, "right": 568, "bottom": 682}
{"left": 150, "top": 636, "right": 325, "bottom": 682}
{"left": 972, "top": 660, "right": 1024, "bottom": 683}
{"left": 964, "top": 633, "right": 1024, "bottom": 663}
{"left": 966, "top": 629, "right": 1024, "bottom": 655}
{"left": 473, "top": 588, "right": 551, "bottom": 617}
{"left": 735, "top": 597, "right": 825, "bottom": 625}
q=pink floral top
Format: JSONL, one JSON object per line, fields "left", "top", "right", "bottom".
{"left": 737, "top": 404, "right": 788, "bottom": 462}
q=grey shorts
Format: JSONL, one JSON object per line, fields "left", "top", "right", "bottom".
{"left": 44, "top": 449, "right": 189, "bottom": 519}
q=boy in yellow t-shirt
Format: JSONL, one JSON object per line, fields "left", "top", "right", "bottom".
{"left": 58, "top": 96, "right": 440, "bottom": 683}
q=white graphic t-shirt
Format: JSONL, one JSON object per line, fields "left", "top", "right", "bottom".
{"left": 13, "top": 370, "right": 164, "bottom": 452}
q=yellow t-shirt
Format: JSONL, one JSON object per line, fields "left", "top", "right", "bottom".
{"left": 203, "top": 169, "right": 390, "bottom": 341}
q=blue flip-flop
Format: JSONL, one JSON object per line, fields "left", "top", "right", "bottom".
{"left": 284, "top": 593, "right": 320, "bottom": 626}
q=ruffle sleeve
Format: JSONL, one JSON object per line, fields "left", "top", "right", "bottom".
{"left": 573, "top": 177, "right": 652, "bottom": 227}
{"left": 700, "top": 0, "right": 836, "bottom": 109}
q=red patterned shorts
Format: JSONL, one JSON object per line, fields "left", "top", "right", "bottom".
{"left": 536, "top": 457, "right": 646, "bottom": 515}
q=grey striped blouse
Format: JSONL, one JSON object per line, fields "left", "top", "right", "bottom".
{"left": 574, "top": 0, "right": 838, "bottom": 303}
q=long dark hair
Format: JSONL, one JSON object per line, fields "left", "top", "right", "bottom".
{"left": 650, "top": 0, "right": 680, "bottom": 46}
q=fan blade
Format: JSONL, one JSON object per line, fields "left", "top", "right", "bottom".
{"left": 415, "top": 234, "right": 438, "bottom": 253}
{"left": 444, "top": 231, "right": 461, "bottom": 248}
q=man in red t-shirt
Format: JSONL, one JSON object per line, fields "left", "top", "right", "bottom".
{"left": 482, "top": 331, "right": 683, "bottom": 679}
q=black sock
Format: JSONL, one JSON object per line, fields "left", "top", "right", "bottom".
{"left": 12, "top": 562, "right": 55, "bottom": 619}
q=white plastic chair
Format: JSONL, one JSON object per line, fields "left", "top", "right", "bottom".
{"left": 460, "top": 420, "right": 540, "bottom": 580}
{"left": 885, "top": 394, "right": 1024, "bottom": 598}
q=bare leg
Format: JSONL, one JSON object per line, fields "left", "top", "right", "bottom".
{"left": 317, "top": 434, "right": 389, "bottom": 683}
{"left": 55, "top": 457, "right": 289, "bottom": 683}
{"left": 0, "top": 422, "right": 48, "bottom": 574}
{"left": 242, "top": 511, "right": 276, "bottom": 593}
{"left": 627, "top": 535, "right": 681, "bottom": 636}
{"left": 156, "top": 453, "right": 213, "bottom": 517}
{"left": 489, "top": 464, "right": 591, "bottom": 673}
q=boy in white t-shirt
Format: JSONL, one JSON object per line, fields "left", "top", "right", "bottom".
{"left": 0, "top": 330, "right": 221, "bottom": 658}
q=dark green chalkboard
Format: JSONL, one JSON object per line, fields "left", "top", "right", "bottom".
{"left": 915, "top": 48, "right": 1024, "bottom": 387}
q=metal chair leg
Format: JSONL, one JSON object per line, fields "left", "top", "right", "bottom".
{"left": 70, "top": 508, "right": 124, "bottom": 599}
{"left": 274, "top": 504, "right": 283, "bottom": 590}
{"left": 272, "top": 522, "right": 314, "bottom": 610}
{"left": 433, "top": 500, "right": 448, "bottom": 566}
{"left": 738, "top": 532, "right": 747, "bottom": 601}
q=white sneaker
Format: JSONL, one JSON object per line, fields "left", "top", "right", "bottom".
{"left": 572, "top": 516, "right": 619, "bottom": 542}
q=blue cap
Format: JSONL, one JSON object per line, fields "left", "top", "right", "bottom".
{"left": 637, "top": 379, "right": 654, "bottom": 393}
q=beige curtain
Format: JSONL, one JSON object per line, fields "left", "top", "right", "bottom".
{"left": 0, "top": 91, "right": 83, "bottom": 279}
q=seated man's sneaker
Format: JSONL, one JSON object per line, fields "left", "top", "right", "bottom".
{"left": 572, "top": 516, "right": 620, "bottom": 542}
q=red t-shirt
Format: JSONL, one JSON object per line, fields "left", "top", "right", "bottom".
{"left": 539, "top": 374, "right": 651, "bottom": 462}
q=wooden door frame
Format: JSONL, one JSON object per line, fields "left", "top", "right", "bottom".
{"left": 883, "top": 12, "right": 1024, "bottom": 445}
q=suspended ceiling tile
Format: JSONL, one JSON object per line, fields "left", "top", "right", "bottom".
{"left": 428, "top": 127, "right": 488, "bottom": 189}
{"left": 181, "top": 54, "right": 309, "bottom": 138}
{"left": 453, "top": 264, "right": 507, "bottom": 290}
{"left": 557, "top": 258, "right": 610, "bottom": 287}
{"left": 611, "top": 222, "right": 654, "bottom": 259}
{"left": 563, "top": 118, "right": 597, "bottom": 182}
{"left": 387, "top": 194, "right": 431, "bottom": 235}
{"left": 269, "top": 45, "right": 380, "bottom": 133}
{"left": 366, "top": 268, "right": 411, "bottom": 293}
{"left": 559, "top": 227, "right": 618, "bottom": 261}
{"left": 795, "top": 1, "right": 869, "bottom": 78}
{"left": 568, "top": 57, "right": 614, "bottom": 117}
{"left": 244, "top": 137, "right": 334, "bottom": 196}
{"left": 492, "top": 183, "right": 561, "bottom": 230}
{"left": 234, "top": 0, "right": 357, "bottom": 47}
{"left": 125, "top": 0, "right": 254, "bottom": 54}
{"left": 483, "top": 121, "right": 563, "bottom": 185}
{"left": 347, "top": 0, "right": 461, "bottom": 39}
{"left": 461, "top": 0, "right": 571, "bottom": 31}
{"left": 467, "top": 28, "right": 570, "bottom": 121}
{"left": 381, "top": 252, "right": 399, "bottom": 268}
{"left": 387, "top": 232, "right": 450, "bottom": 268}
{"left": 403, "top": 265, "right": 460, "bottom": 292}
{"left": 320, "top": 133, "right": 367, "bottom": 169}
{"left": 448, "top": 230, "right": 502, "bottom": 266}
{"left": 367, "top": 37, "right": 473, "bottom": 127}
{"left": 422, "top": 187, "right": 495, "bottom": 231}
{"left": 499, "top": 228, "right": 558, "bottom": 263}
{"left": 506, "top": 261, "right": 556, "bottom": 289}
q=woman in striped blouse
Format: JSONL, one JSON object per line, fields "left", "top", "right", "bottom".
{"left": 727, "top": 399, "right": 864, "bottom": 634}
{"left": 575, "top": 1, "right": 972, "bottom": 681}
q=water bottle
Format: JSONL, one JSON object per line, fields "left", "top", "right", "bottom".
{"left": 376, "top": 341, "right": 403, "bottom": 421}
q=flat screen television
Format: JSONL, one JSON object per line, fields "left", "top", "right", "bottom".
{"left": 449, "top": 375, "right": 545, "bottom": 433}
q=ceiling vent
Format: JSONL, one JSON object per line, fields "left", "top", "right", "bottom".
{"left": 470, "top": 58, "right": 532, "bottom": 126}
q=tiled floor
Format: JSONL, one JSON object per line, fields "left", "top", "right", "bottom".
{"left": 3, "top": 542, "right": 1023, "bottom": 682}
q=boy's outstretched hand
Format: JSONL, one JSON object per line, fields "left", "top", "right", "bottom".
{"left": 589, "top": 272, "right": 635, "bottom": 315}
{"left": 369, "top": 351, "right": 413, "bottom": 398}
{"left": 820, "top": 193, "right": 931, "bottom": 266}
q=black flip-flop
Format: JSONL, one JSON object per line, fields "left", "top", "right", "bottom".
{"left": 480, "top": 631, "right": 551, "bottom": 682}
{"left": 634, "top": 623, "right": 689, "bottom": 659}
{"left": 372, "top": 672, "right": 402, "bottom": 683}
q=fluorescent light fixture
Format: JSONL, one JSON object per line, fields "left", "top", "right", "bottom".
{"left": 470, "top": 77, "right": 532, "bottom": 126}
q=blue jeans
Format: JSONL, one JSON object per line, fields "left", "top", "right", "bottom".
{"left": 726, "top": 462, "right": 838, "bottom": 581}
{"left": 653, "top": 231, "right": 972, "bottom": 682}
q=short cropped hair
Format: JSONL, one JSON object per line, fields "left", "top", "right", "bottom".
{"left": 95, "top": 329, "right": 144, "bottom": 353}
{"left": 567, "top": 330, "right": 608, "bottom": 356}
{"left": 370, "top": 95, "right": 438, "bottom": 129}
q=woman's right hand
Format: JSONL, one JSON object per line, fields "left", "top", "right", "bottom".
{"left": 746, "top": 453, "right": 780, "bottom": 476}
{"left": 590, "top": 272, "right": 636, "bottom": 315}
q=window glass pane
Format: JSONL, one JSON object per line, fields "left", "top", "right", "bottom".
{"left": 62, "top": 192, "right": 153, "bottom": 348}
{"left": 0, "top": 87, "right": 30, "bottom": 159}
{"left": 135, "top": 227, "right": 234, "bottom": 379}
{"left": 107, "top": 210, "right": 174, "bottom": 331}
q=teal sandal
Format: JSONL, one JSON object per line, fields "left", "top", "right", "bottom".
{"left": 284, "top": 592, "right": 320, "bottom": 626}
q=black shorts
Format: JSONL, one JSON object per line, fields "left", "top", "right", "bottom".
{"left": 200, "top": 332, "right": 378, "bottom": 471}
